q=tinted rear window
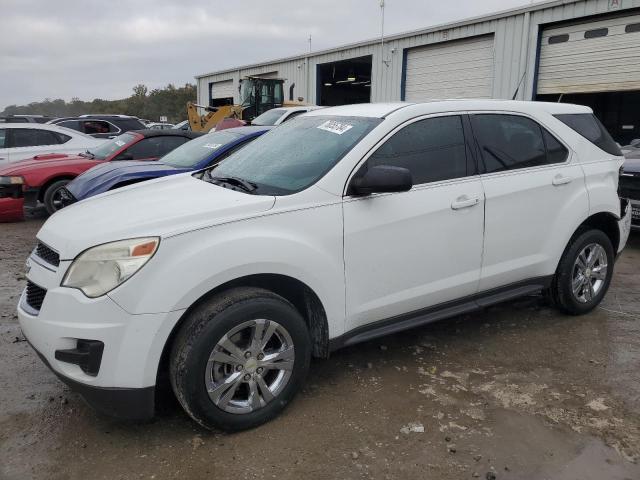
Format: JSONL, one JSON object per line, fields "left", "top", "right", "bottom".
{"left": 555, "top": 114, "right": 622, "bottom": 156}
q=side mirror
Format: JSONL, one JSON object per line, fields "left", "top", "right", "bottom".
{"left": 350, "top": 165, "right": 412, "bottom": 196}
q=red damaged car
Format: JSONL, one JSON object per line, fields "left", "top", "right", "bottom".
{"left": 0, "top": 129, "right": 201, "bottom": 220}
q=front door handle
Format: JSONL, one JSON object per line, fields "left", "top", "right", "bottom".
{"left": 451, "top": 195, "right": 479, "bottom": 210}
{"left": 552, "top": 174, "right": 572, "bottom": 186}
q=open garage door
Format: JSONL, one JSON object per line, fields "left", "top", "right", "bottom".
{"left": 403, "top": 35, "right": 494, "bottom": 102}
{"left": 317, "top": 56, "right": 372, "bottom": 106}
{"left": 209, "top": 79, "right": 235, "bottom": 105}
{"left": 538, "top": 14, "right": 640, "bottom": 144}
{"left": 538, "top": 14, "right": 640, "bottom": 94}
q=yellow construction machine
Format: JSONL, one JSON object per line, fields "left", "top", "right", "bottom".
{"left": 187, "top": 76, "right": 304, "bottom": 132}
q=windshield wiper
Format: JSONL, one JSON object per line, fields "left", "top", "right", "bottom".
{"left": 79, "top": 150, "right": 95, "bottom": 159}
{"left": 210, "top": 175, "right": 257, "bottom": 193}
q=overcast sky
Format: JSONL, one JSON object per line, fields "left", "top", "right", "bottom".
{"left": 1, "top": 0, "right": 533, "bottom": 110}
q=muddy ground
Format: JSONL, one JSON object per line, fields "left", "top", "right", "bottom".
{"left": 1, "top": 215, "right": 639, "bottom": 480}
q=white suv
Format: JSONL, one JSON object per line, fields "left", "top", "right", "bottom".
{"left": 0, "top": 123, "right": 103, "bottom": 165}
{"left": 18, "top": 101, "right": 631, "bottom": 431}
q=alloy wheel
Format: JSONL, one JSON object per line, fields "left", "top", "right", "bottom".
{"left": 51, "top": 186, "right": 67, "bottom": 211}
{"left": 205, "top": 319, "right": 295, "bottom": 414}
{"left": 571, "top": 243, "right": 608, "bottom": 304}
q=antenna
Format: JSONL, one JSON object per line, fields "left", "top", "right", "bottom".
{"left": 381, "top": 0, "right": 391, "bottom": 67}
{"left": 308, "top": 34, "right": 312, "bottom": 53}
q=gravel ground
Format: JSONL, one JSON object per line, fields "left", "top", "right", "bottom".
{"left": 1, "top": 215, "right": 639, "bottom": 480}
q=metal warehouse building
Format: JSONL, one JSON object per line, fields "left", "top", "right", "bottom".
{"left": 196, "top": 0, "right": 640, "bottom": 143}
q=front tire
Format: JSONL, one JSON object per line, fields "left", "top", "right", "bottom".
{"left": 43, "top": 179, "right": 71, "bottom": 215}
{"left": 169, "top": 287, "right": 311, "bottom": 431}
{"left": 551, "top": 228, "right": 614, "bottom": 315}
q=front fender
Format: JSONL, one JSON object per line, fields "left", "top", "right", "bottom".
{"left": 108, "top": 203, "right": 346, "bottom": 336}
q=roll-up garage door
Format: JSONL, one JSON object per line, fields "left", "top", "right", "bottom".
{"left": 404, "top": 35, "right": 495, "bottom": 101}
{"left": 538, "top": 14, "right": 640, "bottom": 94}
{"left": 210, "top": 79, "right": 235, "bottom": 100}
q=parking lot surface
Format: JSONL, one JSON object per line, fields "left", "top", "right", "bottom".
{"left": 1, "top": 216, "right": 639, "bottom": 480}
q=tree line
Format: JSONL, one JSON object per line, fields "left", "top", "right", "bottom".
{"left": 1, "top": 83, "right": 197, "bottom": 123}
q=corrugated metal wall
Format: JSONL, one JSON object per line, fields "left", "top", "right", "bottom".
{"left": 196, "top": 0, "right": 640, "bottom": 106}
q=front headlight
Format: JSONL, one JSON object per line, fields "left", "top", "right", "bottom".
{"left": 62, "top": 237, "right": 159, "bottom": 298}
{"left": 0, "top": 176, "right": 24, "bottom": 185}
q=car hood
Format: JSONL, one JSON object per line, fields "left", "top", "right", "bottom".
{"left": 0, "top": 154, "right": 92, "bottom": 175}
{"left": 66, "top": 161, "right": 189, "bottom": 199}
{"left": 37, "top": 174, "right": 276, "bottom": 259}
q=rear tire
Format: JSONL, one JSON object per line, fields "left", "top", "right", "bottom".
{"left": 169, "top": 287, "right": 311, "bottom": 431}
{"left": 550, "top": 228, "right": 614, "bottom": 315}
{"left": 43, "top": 179, "right": 71, "bottom": 215}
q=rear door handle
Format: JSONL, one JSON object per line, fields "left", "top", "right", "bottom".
{"left": 451, "top": 195, "right": 479, "bottom": 210}
{"left": 552, "top": 175, "right": 572, "bottom": 186}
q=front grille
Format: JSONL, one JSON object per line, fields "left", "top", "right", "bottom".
{"left": 25, "top": 281, "right": 47, "bottom": 311}
{"left": 35, "top": 242, "right": 60, "bottom": 267}
{"left": 0, "top": 184, "right": 23, "bottom": 199}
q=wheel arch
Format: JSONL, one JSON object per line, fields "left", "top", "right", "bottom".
{"left": 577, "top": 211, "right": 620, "bottom": 254}
{"left": 37, "top": 175, "right": 76, "bottom": 202}
{"left": 156, "top": 273, "right": 330, "bottom": 387}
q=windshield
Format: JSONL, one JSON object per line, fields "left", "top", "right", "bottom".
{"left": 162, "top": 131, "right": 243, "bottom": 168}
{"left": 251, "top": 109, "right": 286, "bottom": 126}
{"left": 88, "top": 133, "right": 136, "bottom": 160}
{"left": 209, "top": 115, "right": 381, "bottom": 195}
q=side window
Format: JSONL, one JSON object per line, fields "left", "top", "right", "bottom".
{"left": 157, "top": 136, "right": 189, "bottom": 156}
{"left": 11, "top": 129, "right": 61, "bottom": 147}
{"left": 471, "top": 115, "right": 551, "bottom": 173}
{"left": 82, "top": 120, "right": 114, "bottom": 135}
{"left": 365, "top": 115, "right": 468, "bottom": 185}
{"left": 54, "top": 132, "right": 72, "bottom": 144}
{"left": 543, "top": 130, "right": 569, "bottom": 164}
{"left": 554, "top": 113, "right": 622, "bottom": 156}
{"left": 0, "top": 129, "right": 6, "bottom": 148}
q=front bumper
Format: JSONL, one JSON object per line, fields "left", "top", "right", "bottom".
{"left": 17, "top": 251, "right": 184, "bottom": 419}
{"left": 0, "top": 197, "right": 24, "bottom": 222}
{"left": 23, "top": 187, "right": 39, "bottom": 209}
{"left": 28, "top": 339, "right": 155, "bottom": 420}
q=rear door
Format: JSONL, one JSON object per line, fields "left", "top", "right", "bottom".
{"left": 470, "top": 113, "right": 588, "bottom": 291}
{"left": 7, "top": 128, "right": 65, "bottom": 162}
{"left": 343, "top": 114, "right": 485, "bottom": 330}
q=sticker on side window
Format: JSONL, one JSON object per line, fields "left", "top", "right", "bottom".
{"left": 203, "top": 143, "right": 223, "bottom": 150}
{"left": 317, "top": 120, "right": 353, "bottom": 135}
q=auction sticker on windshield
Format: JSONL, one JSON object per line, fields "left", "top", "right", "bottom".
{"left": 317, "top": 120, "right": 353, "bottom": 135}
{"left": 203, "top": 143, "right": 223, "bottom": 150}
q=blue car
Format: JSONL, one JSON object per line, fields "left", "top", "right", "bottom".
{"left": 63, "top": 126, "right": 272, "bottom": 204}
